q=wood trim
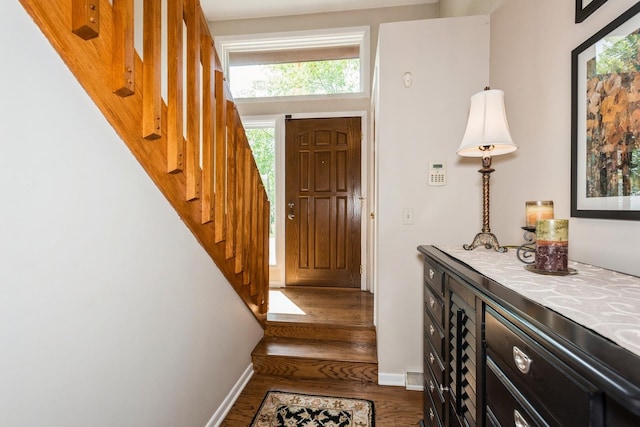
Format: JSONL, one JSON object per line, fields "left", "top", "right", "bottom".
{"left": 214, "top": 70, "right": 227, "bottom": 243}
{"left": 262, "top": 197, "right": 271, "bottom": 308}
{"left": 225, "top": 102, "right": 237, "bottom": 259}
{"left": 201, "top": 31, "right": 215, "bottom": 224}
{"left": 142, "top": 0, "right": 161, "bottom": 140}
{"left": 251, "top": 184, "right": 263, "bottom": 298}
{"left": 166, "top": 0, "right": 184, "bottom": 173}
{"left": 234, "top": 139, "right": 246, "bottom": 274}
{"left": 71, "top": 0, "right": 99, "bottom": 40}
{"left": 242, "top": 148, "right": 254, "bottom": 286}
{"left": 111, "top": 0, "right": 134, "bottom": 96}
{"left": 185, "top": 0, "right": 201, "bottom": 201}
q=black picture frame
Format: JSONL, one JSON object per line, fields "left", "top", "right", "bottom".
{"left": 576, "top": 0, "right": 608, "bottom": 23}
{"left": 571, "top": 2, "right": 640, "bottom": 220}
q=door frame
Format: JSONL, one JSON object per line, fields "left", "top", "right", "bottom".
{"left": 274, "top": 110, "right": 370, "bottom": 291}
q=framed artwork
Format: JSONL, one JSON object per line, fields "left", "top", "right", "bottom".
{"left": 571, "top": 2, "right": 640, "bottom": 220}
{"left": 576, "top": 0, "right": 608, "bottom": 23}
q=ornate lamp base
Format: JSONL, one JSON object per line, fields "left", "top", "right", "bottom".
{"left": 463, "top": 232, "right": 508, "bottom": 253}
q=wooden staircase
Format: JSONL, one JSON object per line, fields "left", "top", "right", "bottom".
{"left": 20, "top": 0, "right": 270, "bottom": 325}
{"left": 252, "top": 289, "right": 378, "bottom": 383}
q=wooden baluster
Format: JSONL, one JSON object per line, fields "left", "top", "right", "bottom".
{"left": 252, "top": 184, "right": 265, "bottom": 297}
{"left": 142, "top": 0, "right": 161, "bottom": 140}
{"left": 185, "top": 0, "right": 200, "bottom": 201}
{"left": 201, "top": 35, "right": 215, "bottom": 223}
{"left": 243, "top": 167, "right": 256, "bottom": 286}
{"left": 260, "top": 197, "right": 270, "bottom": 311}
{"left": 72, "top": 0, "right": 99, "bottom": 40}
{"left": 235, "top": 139, "right": 246, "bottom": 274}
{"left": 214, "top": 70, "right": 227, "bottom": 242}
{"left": 167, "top": 0, "right": 184, "bottom": 173}
{"left": 251, "top": 177, "right": 264, "bottom": 295}
{"left": 225, "top": 102, "right": 237, "bottom": 259}
{"left": 112, "top": 0, "right": 134, "bottom": 96}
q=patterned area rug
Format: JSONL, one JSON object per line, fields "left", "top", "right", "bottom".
{"left": 250, "top": 390, "right": 375, "bottom": 427}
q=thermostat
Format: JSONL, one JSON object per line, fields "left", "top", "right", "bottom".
{"left": 428, "top": 162, "right": 446, "bottom": 186}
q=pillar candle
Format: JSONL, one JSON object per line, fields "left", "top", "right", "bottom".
{"left": 535, "top": 219, "right": 569, "bottom": 272}
{"left": 525, "top": 200, "right": 554, "bottom": 228}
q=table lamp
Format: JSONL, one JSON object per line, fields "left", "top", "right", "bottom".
{"left": 457, "top": 88, "right": 517, "bottom": 252}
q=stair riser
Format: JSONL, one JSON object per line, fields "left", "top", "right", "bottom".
{"left": 265, "top": 324, "right": 376, "bottom": 343}
{"left": 252, "top": 355, "right": 378, "bottom": 383}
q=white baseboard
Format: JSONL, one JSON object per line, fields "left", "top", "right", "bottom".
{"left": 377, "top": 372, "right": 406, "bottom": 387}
{"left": 378, "top": 371, "right": 424, "bottom": 390}
{"left": 205, "top": 363, "right": 254, "bottom": 427}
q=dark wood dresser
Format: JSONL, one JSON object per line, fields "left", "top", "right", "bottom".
{"left": 419, "top": 245, "right": 640, "bottom": 427}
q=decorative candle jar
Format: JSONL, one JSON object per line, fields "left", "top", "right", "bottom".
{"left": 535, "top": 219, "right": 569, "bottom": 272}
{"left": 525, "top": 200, "right": 554, "bottom": 229}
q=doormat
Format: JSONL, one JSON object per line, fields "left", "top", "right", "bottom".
{"left": 250, "top": 390, "right": 375, "bottom": 427}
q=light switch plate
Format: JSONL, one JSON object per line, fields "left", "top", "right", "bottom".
{"left": 403, "top": 208, "right": 414, "bottom": 225}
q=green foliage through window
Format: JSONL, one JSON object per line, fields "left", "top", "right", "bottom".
{"left": 246, "top": 127, "right": 276, "bottom": 237}
{"left": 230, "top": 59, "right": 360, "bottom": 98}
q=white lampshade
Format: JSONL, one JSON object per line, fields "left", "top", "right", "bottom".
{"left": 457, "top": 89, "right": 517, "bottom": 157}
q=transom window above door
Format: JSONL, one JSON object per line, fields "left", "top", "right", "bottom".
{"left": 216, "top": 27, "right": 370, "bottom": 100}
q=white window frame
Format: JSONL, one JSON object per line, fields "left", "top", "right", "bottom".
{"left": 242, "top": 115, "right": 283, "bottom": 285}
{"left": 215, "top": 26, "right": 370, "bottom": 102}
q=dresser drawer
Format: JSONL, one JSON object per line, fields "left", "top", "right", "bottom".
{"left": 485, "top": 308, "right": 600, "bottom": 427}
{"left": 486, "top": 357, "right": 549, "bottom": 427}
{"left": 424, "top": 337, "right": 445, "bottom": 386}
{"left": 425, "top": 368, "right": 446, "bottom": 423}
{"left": 424, "top": 259, "right": 444, "bottom": 296}
{"left": 424, "top": 382, "right": 444, "bottom": 427}
{"left": 424, "top": 309, "right": 444, "bottom": 356}
{"left": 424, "top": 285, "right": 444, "bottom": 326}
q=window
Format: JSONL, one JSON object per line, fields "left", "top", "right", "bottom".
{"left": 217, "top": 27, "right": 369, "bottom": 100}
{"left": 244, "top": 120, "right": 277, "bottom": 265}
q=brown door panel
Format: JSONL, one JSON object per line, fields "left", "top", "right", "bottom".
{"left": 285, "top": 117, "right": 361, "bottom": 287}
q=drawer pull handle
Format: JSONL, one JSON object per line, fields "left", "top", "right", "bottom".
{"left": 440, "top": 384, "right": 449, "bottom": 394}
{"left": 429, "top": 269, "right": 435, "bottom": 279}
{"left": 429, "top": 352, "right": 435, "bottom": 364}
{"left": 429, "top": 296, "right": 435, "bottom": 308}
{"left": 429, "top": 380, "right": 435, "bottom": 393}
{"left": 514, "top": 409, "right": 529, "bottom": 427}
{"left": 429, "top": 324, "right": 435, "bottom": 336}
{"left": 513, "top": 346, "right": 532, "bottom": 374}
{"left": 429, "top": 408, "right": 435, "bottom": 421}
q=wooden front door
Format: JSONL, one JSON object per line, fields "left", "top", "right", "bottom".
{"left": 285, "top": 117, "right": 362, "bottom": 287}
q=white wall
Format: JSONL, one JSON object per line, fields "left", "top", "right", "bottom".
{"left": 375, "top": 15, "right": 490, "bottom": 381}
{"left": 440, "top": 0, "right": 491, "bottom": 17}
{"left": 489, "top": 0, "right": 640, "bottom": 276}
{"left": 0, "top": 3, "right": 263, "bottom": 426}
{"left": 209, "top": 5, "right": 440, "bottom": 119}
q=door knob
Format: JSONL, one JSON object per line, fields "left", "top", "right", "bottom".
{"left": 287, "top": 202, "right": 295, "bottom": 220}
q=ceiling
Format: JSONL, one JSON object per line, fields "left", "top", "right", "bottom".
{"left": 201, "top": 0, "right": 438, "bottom": 21}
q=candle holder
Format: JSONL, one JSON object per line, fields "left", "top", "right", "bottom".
{"left": 516, "top": 226, "right": 536, "bottom": 264}
{"left": 525, "top": 200, "right": 554, "bottom": 228}
{"left": 518, "top": 219, "right": 578, "bottom": 276}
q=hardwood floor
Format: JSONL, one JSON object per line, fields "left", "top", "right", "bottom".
{"left": 220, "top": 374, "right": 424, "bottom": 426}
{"left": 220, "top": 286, "right": 424, "bottom": 426}
{"left": 266, "top": 286, "right": 373, "bottom": 326}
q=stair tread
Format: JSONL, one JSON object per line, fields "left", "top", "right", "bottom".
{"left": 264, "top": 321, "right": 377, "bottom": 343}
{"left": 252, "top": 337, "right": 378, "bottom": 364}
{"left": 265, "top": 320, "right": 375, "bottom": 330}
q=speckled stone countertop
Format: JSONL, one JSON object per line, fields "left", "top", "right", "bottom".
{"left": 435, "top": 246, "right": 640, "bottom": 358}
